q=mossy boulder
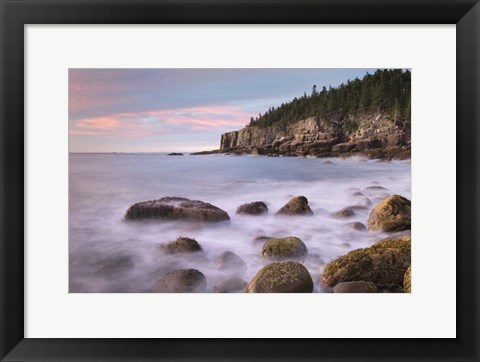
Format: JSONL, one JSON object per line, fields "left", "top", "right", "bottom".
{"left": 160, "top": 237, "right": 202, "bottom": 254}
{"left": 214, "top": 251, "right": 246, "bottom": 272}
{"left": 236, "top": 201, "right": 268, "bottom": 215}
{"left": 404, "top": 266, "right": 411, "bottom": 293}
{"left": 367, "top": 195, "right": 411, "bottom": 232}
{"left": 333, "top": 281, "right": 378, "bottom": 293}
{"left": 322, "top": 232, "right": 411, "bottom": 288}
{"left": 213, "top": 278, "right": 248, "bottom": 293}
{"left": 124, "top": 197, "right": 230, "bottom": 222}
{"left": 151, "top": 269, "right": 207, "bottom": 293}
{"left": 275, "top": 196, "right": 313, "bottom": 216}
{"left": 245, "top": 261, "right": 314, "bottom": 293}
{"left": 262, "top": 236, "right": 308, "bottom": 260}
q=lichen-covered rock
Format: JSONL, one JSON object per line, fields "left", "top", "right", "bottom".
{"left": 214, "top": 251, "right": 246, "bottom": 272}
{"left": 333, "top": 281, "right": 378, "bottom": 293}
{"left": 322, "top": 232, "right": 411, "bottom": 288}
{"left": 404, "top": 266, "right": 411, "bottom": 293}
{"left": 275, "top": 196, "right": 313, "bottom": 216}
{"left": 236, "top": 201, "right": 268, "bottom": 215}
{"left": 262, "top": 236, "right": 308, "bottom": 260}
{"left": 348, "top": 222, "right": 367, "bottom": 231}
{"left": 124, "top": 197, "right": 230, "bottom": 222}
{"left": 332, "top": 207, "right": 356, "bottom": 218}
{"left": 245, "top": 261, "right": 314, "bottom": 293}
{"left": 151, "top": 269, "right": 207, "bottom": 293}
{"left": 213, "top": 278, "right": 247, "bottom": 293}
{"left": 367, "top": 195, "right": 411, "bottom": 232}
{"left": 160, "top": 237, "right": 202, "bottom": 254}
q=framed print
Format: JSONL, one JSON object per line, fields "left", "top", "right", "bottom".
{"left": 1, "top": 0, "right": 479, "bottom": 361}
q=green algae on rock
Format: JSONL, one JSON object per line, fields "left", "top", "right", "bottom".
{"left": 367, "top": 194, "right": 411, "bottom": 232}
{"left": 262, "top": 236, "right": 308, "bottom": 260}
{"left": 245, "top": 261, "right": 314, "bottom": 293}
{"left": 124, "top": 196, "right": 230, "bottom": 222}
{"left": 322, "top": 232, "right": 411, "bottom": 289}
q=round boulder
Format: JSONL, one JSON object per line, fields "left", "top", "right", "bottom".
{"left": 262, "top": 236, "right": 308, "bottom": 260}
{"left": 404, "top": 266, "right": 411, "bottom": 293}
{"left": 322, "top": 232, "right": 411, "bottom": 289}
{"left": 236, "top": 201, "right": 268, "bottom": 215}
{"left": 214, "top": 251, "right": 247, "bottom": 272}
{"left": 124, "top": 197, "right": 230, "bottom": 222}
{"left": 275, "top": 196, "right": 313, "bottom": 216}
{"left": 245, "top": 261, "right": 314, "bottom": 293}
{"left": 333, "top": 281, "right": 378, "bottom": 293}
{"left": 160, "top": 237, "right": 202, "bottom": 254}
{"left": 151, "top": 269, "right": 207, "bottom": 293}
{"left": 332, "top": 207, "right": 356, "bottom": 218}
{"left": 213, "top": 278, "right": 248, "bottom": 293}
{"left": 367, "top": 195, "right": 411, "bottom": 232}
{"left": 348, "top": 222, "right": 367, "bottom": 231}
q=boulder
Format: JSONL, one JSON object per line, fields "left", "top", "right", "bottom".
{"left": 367, "top": 195, "right": 411, "bottom": 232}
{"left": 160, "top": 237, "right": 202, "bottom": 254}
{"left": 332, "top": 207, "right": 356, "bottom": 218}
{"left": 124, "top": 197, "right": 230, "bottom": 222}
{"left": 322, "top": 232, "right": 411, "bottom": 288}
{"left": 404, "top": 266, "right": 411, "bottom": 293}
{"left": 245, "top": 261, "right": 314, "bottom": 293}
{"left": 213, "top": 278, "right": 248, "bottom": 293}
{"left": 348, "top": 222, "right": 366, "bottom": 231}
{"left": 214, "top": 251, "right": 247, "bottom": 272}
{"left": 332, "top": 142, "right": 355, "bottom": 153}
{"left": 333, "top": 281, "right": 378, "bottom": 293}
{"left": 275, "top": 196, "right": 313, "bottom": 216}
{"left": 151, "top": 269, "right": 207, "bottom": 293}
{"left": 236, "top": 201, "right": 268, "bottom": 215}
{"left": 252, "top": 235, "right": 274, "bottom": 245}
{"left": 357, "top": 197, "right": 372, "bottom": 208}
{"left": 262, "top": 236, "right": 308, "bottom": 260}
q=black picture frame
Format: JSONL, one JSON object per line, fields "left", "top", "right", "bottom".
{"left": 1, "top": 0, "right": 479, "bottom": 361}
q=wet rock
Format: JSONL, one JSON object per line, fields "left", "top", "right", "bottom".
{"left": 214, "top": 251, "right": 247, "bottom": 272}
{"left": 213, "top": 278, "right": 247, "bottom": 293}
{"left": 252, "top": 235, "right": 274, "bottom": 245}
{"left": 151, "top": 269, "right": 207, "bottom": 293}
{"left": 124, "top": 197, "right": 230, "bottom": 222}
{"left": 332, "top": 207, "right": 356, "bottom": 218}
{"left": 94, "top": 255, "right": 134, "bottom": 277}
{"left": 333, "top": 281, "right": 378, "bottom": 293}
{"left": 262, "top": 236, "right": 308, "bottom": 260}
{"left": 348, "top": 222, "right": 367, "bottom": 231}
{"left": 322, "top": 232, "right": 411, "bottom": 288}
{"left": 275, "top": 196, "right": 314, "bottom": 216}
{"left": 404, "top": 266, "right": 411, "bottom": 293}
{"left": 167, "top": 152, "right": 183, "bottom": 156}
{"left": 245, "top": 261, "right": 314, "bottom": 293}
{"left": 236, "top": 201, "right": 268, "bottom": 215}
{"left": 160, "top": 237, "right": 202, "bottom": 254}
{"left": 351, "top": 191, "right": 365, "bottom": 197}
{"left": 367, "top": 195, "right": 411, "bottom": 232}
{"left": 357, "top": 197, "right": 372, "bottom": 208}
{"left": 323, "top": 160, "right": 335, "bottom": 165}
{"left": 364, "top": 185, "right": 388, "bottom": 191}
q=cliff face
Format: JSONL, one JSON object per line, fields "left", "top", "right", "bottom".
{"left": 218, "top": 112, "right": 410, "bottom": 158}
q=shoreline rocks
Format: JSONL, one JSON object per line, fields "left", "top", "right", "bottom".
{"left": 333, "top": 281, "right": 378, "bottom": 293}
{"left": 276, "top": 196, "right": 313, "bottom": 216}
{"left": 124, "top": 197, "right": 230, "bottom": 222}
{"left": 322, "top": 232, "right": 411, "bottom": 289}
{"left": 160, "top": 237, "right": 203, "bottom": 254}
{"left": 404, "top": 266, "right": 411, "bottom": 293}
{"left": 245, "top": 261, "right": 314, "bottom": 293}
{"left": 214, "top": 251, "right": 247, "bottom": 272}
{"left": 151, "top": 269, "right": 207, "bottom": 293}
{"left": 213, "top": 278, "right": 247, "bottom": 293}
{"left": 367, "top": 195, "right": 411, "bottom": 232}
{"left": 262, "top": 236, "right": 308, "bottom": 260}
{"left": 236, "top": 201, "right": 268, "bottom": 215}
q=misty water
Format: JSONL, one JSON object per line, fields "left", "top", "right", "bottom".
{"left": 69, "top": 153, "right": 411, "bottom": 293}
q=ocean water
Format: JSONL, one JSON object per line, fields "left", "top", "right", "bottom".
{"left": 69, "top": 153, "right": 411, "bottom": 293}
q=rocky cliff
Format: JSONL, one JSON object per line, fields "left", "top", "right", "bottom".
{"left": 217, "top": 112, "right": 410, "bottom": 159}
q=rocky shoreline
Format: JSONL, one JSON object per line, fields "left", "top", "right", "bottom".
{"left": 121, "top": 193, "right": 411, "bottom": 293}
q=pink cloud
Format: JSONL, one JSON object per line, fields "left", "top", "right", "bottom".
{"left": 69, "top": 105, "right": 250, "bottom": 139}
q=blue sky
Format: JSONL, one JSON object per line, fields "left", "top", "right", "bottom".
{"left": 69, "top": 68, "right": 378, "bottom": 152}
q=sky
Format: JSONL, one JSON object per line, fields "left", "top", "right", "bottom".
{"left": 69, "top": 68, "right": 378, "bottom": 153}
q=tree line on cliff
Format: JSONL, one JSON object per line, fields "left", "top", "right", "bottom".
{"left": 248, "top": 69, "right": 411, "bottom": 129}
